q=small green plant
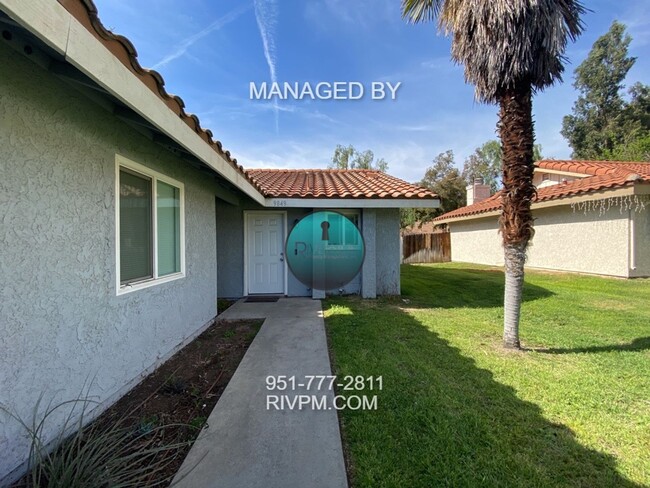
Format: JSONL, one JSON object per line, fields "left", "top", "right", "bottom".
{"left": 188, "top": 416, "right": 207, "bottom": 431}
{"left": 137, "top": 414, "right": 159, "bottom": 435}
{"left": 223, "top": 330, "right": 235, "bottom": 338}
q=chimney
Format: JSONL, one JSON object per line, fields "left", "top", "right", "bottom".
{"left": 466, "top": 178, "right": 491, "bottom": 206}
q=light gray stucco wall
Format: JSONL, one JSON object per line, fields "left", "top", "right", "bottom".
{"left": 375, "top": 208, "right": 401, "bottom": 295}
{"left": 216, "top": 201, "right": 246, "bottom": 298}
{"left": 361, "top": 209, "right": 377, "bottom": 298}
{"left": 449, "top": 204, "right": 635, "bottom": 277}
{"left": 0, "top": 43, "right": 218, "bottom": 482}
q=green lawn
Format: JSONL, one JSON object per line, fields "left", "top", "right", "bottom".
{"left": 324, "top": 263, "right": 650, "bottom": 487}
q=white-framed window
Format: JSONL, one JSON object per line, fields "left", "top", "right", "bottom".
{"left": 325, "top": 211, "right": 361, "bottom": 250}
{"left": 116, "top": 155, "right": 185, "bottom": 294}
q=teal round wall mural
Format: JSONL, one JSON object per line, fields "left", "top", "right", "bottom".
{"left": 286, "top": 211, "right": 365, "bottom": 290}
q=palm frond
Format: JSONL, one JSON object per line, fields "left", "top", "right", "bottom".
{"left": 401, "top": 0, "right": 444, "bottom": 24}
{"left": 403, "top": 0, "right": 585, "bottom": 102}
{"left": 454, "top": 0, "right": 585, "bottom": 101}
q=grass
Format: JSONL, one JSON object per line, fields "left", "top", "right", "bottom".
{"left": 324, "top": 263, "right": 650, "bottom": 487}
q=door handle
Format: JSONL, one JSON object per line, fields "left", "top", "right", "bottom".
{"left": 280, "top": 252, "right": 284, "bottom": 262}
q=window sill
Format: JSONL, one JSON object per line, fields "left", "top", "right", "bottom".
{"left": 117, "top": 272, "right": 185, "bottom": 296}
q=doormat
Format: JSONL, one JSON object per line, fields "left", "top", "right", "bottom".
{"left": 245, "top": 296, "right": 280, "bottom": 303}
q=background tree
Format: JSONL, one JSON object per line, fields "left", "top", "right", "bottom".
{"left": 401, "top": 150, "right": 466, "bottom": 228}
{"left": 562, "top": 21, "right": 649, "bottom": 160}
{"left": 604, "top": 82, "right": 650, "bottom": 161}
{"left": 462, "top": 140, "right": 502, "bottom": 192}
{"left": 329, "top": 144, "right": 389, "bottom": 171}
{"left": 463, "top": 141, "right": 543, "bottom": 192}
{"left": 420, "top": 150, "right": 467, "bottom": 215}
{"left": 403, "top": 0, "right": 584, "bottom": 349}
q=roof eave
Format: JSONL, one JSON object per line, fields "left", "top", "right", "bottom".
{"left": 264, "top": 197, "right": 441, "bottom": 209}
{"left": 436, "top": 183, "right": 648, "bottom": 224}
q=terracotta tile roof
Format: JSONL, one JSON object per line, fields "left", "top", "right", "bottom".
{"left": 434, "top": 193, "right": 504, "bottom": 221}
{"left": 536, "top": 159, "right": 650, "bottom": 178}
{"left": 57, "top": 0, "right": 244, "bottom": 174}
{"left": 434, "top": 160, "right": 650, "bottom": 222}
{"left": 245, "top": 169, "right": 438, "bottom": 199}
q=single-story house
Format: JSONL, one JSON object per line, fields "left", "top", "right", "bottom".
{"left": 0, "top": 0, "right": 438, "bottom": 483}
{"left": 434, "top": 160, "right": 650, "bottom": 278}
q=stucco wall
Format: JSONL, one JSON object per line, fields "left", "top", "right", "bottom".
{"left": 375, "top": 208, "right": 401, "bottom": 295}
{"left": 215, "top": 201, "right": 246, "bottom": 298}
{"left": 450, "top": 216, "right": 505, "bottom": 266}
{"left": 0, "top": 44, "right": 218, "bottom": 481}
{"left": 632, "top": 208, "right": 650, "bottom": 278}
{"left": 361, "top": 209, "right": 377, "bottom": 298}
{"left": 448, "top": 204, "right": 635, "bottom": 277}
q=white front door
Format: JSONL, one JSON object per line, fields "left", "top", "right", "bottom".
{"left": 247, "top": 213, "right": 285, "bottom": 295}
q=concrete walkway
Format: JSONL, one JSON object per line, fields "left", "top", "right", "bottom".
{"left": 173, "top": 298, "right": 348, "bottom": 488}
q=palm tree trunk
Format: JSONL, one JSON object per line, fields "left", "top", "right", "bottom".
{"left": 503, "top": 242, "right": 526, "bottom": 348}
{"left": 498, "top": 85, "right": 536, "bottom": 349}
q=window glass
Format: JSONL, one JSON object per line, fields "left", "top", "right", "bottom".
{"left": 157, "top": 181, "right": 181, "bottom": 276}
{"left": 327, "top": 213, "right": 343, "bottom": 245}
{"left": 345, "top": 215, "right": 359, "bottom": 245}
{"left": 119, "top": 170, "right": 153, "bottom": 283}
{"left": 325, "top": 212, "right": 360, "bottom": 247}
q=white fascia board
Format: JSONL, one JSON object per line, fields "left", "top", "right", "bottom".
{"left": 0, "top": 0, "right": 70, "bottom": 54}
{"left": 265, "top": 198, "right": 440, "bottom": 209}
{"left": 2, "top": 0, "right": 266, "bottom": 206}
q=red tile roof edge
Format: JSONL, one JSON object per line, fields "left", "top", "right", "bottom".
{"left": 536, "top": 159, "right": 650, "bottom": 177}
{"left": 434, "top": 161, "right": 650, "bottom": 222}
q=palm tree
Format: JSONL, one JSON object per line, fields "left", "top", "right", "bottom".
{"left": 403, "top": 0, "right": 584, "bottom": 348}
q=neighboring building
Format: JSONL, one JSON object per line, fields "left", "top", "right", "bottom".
{"left": 434, "top": 160, "right": 650, "bottom": 278}
{"left": 0, "top": 1, "right": 438, "bottom": 483}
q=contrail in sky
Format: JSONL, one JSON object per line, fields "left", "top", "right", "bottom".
{"left": 153, "top": 4, "right": 251, "bottom": 70}
{"left": 254, "top": 0, "right": 279, "bottom": 132}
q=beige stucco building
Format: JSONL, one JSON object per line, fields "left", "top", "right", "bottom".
{"left": 435, "top": 161, "right": 650, "bottom": 278}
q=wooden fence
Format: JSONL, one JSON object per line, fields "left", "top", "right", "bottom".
{"left": 401, "top": 232, "right": 451, "bottom": 264}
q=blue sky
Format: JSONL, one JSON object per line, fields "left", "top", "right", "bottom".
{"left": 94, "top": 0, "right": 650, "bottom": 183}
